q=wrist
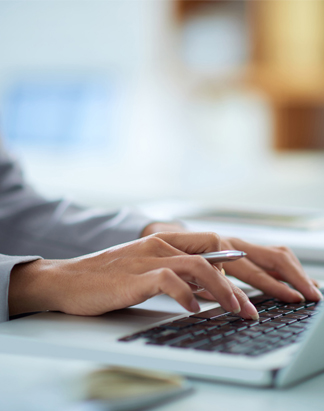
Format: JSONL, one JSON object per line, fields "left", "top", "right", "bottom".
{"left": 9, "top": 259, "right": 61, "bottom": 316}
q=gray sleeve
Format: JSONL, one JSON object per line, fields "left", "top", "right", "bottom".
{"left": 0, "top": 254, "right": 42, "bottom": 322}
{"left": 0, "top": 145, "right": 153, "bottom": 259}
{"left": 0, "top": 143, "right": 153, "bottom": 322}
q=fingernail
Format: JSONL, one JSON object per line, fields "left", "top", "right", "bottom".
{"left": 295, "top": 291, "right": 305, "bottom": 302}
{"left": 230, "top": 294, "right": 241, "bottom": 314}
{"left": 310, "top": 285, "right": 323, "bottom": 301}
{"left": 243, "top": 301, "right": 259, "bottom": 321}
{"left": 190, "top": 298, "right": 200, "bottom": 313}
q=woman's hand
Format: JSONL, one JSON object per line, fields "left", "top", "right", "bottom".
{"left": 141, "top": 223, "right": 322, "bottom": 304}
{"left": 218, "top": 237, "right": 322, "bottom": 302}
{"left": 9, "top": 232, "right": 259, "bottom": 320}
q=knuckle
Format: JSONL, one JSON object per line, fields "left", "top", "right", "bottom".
{"left": 190, "top": 255, "right": 209, "bottom": 269}
{"left": 158, "top": 268, "right": 174, "bottom": 282}
{"left": 145, "top": 236, "right": 166, "bottom": 252}
{"left": 206, "top": 232, "right": 221, "bottom": 249}
{"left": 275, "top": 247, "right": 291, "bottom": 264}
{"left": 277, "top": 245, "right": 292, "bottom": 255}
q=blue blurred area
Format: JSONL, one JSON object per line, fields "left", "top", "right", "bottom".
{"left": 2, "top": 80, "right": 114, "bottom": 151}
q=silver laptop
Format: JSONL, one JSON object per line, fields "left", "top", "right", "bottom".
{"left": 0, "top": 286, "right": 323, "bottom": 388}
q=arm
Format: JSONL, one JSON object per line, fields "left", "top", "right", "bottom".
{"left": 0, "top": 145, "right": 153, "bottom": 259}
{"left": 0, "top": 142, "right": 155, "bottom": 321}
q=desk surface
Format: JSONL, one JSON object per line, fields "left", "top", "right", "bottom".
{"left": 1, "top": 352, "right": 323, "bottom": 411}
{"left": 2, "top": 264, "right": 324, "bottom": 411}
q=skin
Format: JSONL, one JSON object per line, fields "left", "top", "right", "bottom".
{"left": 9, "top": 222, "right": 322, "bottom": 320}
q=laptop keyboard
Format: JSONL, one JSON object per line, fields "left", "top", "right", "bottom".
{"left": 119, "top": 291, "right": 323, "bottom": 357}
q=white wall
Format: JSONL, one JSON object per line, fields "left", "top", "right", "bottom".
{"left": 1, "top": 0, "right": 324, "bottom": 211}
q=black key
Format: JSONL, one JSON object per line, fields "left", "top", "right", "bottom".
{"left": 189, "top": 326, "right": 207, "bottom": 336}
{"left": 214, "top": 326, "right": 237, "bottom": 337}
{"left": 268, "top": 330, "right": 293, "bottom": 339}
{"left": 238, "top": 320, "right": 260, "bottom": 327}
{"left": 194, "top": 342, "right": 223, "bottom": 352}
{"left": 204, "top": 323, "right": 221, "bottom": 331}
{"left": 173, "top": 317, "right": 207, "bottom": 325}
{"left": 160, "top": 322, "right": 191, "bottom": 330}
{"left": 251, "top": 325, "right": 275, "bottom": 333}
{"left": 223, "top": 330, "right": 236, "bottom": 337}
{"left": 210, "top": 333, "right": 224, "bottom": 342}
{"left": 270, "top": 309, "right": 294, "bottom": 315}
{"left": 284, "top": 326, "right": 304, "bottom": 335}
{"left": 280, "top": 303, "right": 305, "bottom": 311}
{"left": 258, "top": 317, "right": 272, "bottom": 324}
{"left": 288, "top": 322, "right": 306, "bottom": 329}
{"left": 232, "top": 335, "right": 251, "bottom": 344}
{"left": 274, "top": 340, "right": 292, "bottom": 348}
{"left": 241, "top": 330, "right": 263, "bottom": 338}
{"left": 283, "top": 313, "right": 309, "bottom": 321}
{"left": 297, "top": 309, "right": 318, "bottom": 316}
{"left": 169, "top": 338, "right": 194, "bottom": 349}
{"left": 259, "top": 312, "right": 283, "bottom": 319}
{"left": 207, "top": 319, "right": 231, "bottom": 327}
{"left": 221, "top": 336, "right": 238, "bottom": 347}
{"left": 300, "top": 317, "right": 315, "bottom": 324}
{"left": 190, "top": 307, "right": 228, "bottom": 319}
{"left": 223, "top": 316, "right": 242, "bottom": 322}
{"left": 305, "top": 302, "right": 316, "bottom": 307}
{"left": 271, "top": 317, "right": 297, "bottom": 325}
{"left": 149, "top": 332, "right": 191, "bottom": 346}
{"left": 257, "top": 299, "right": 276, "bottom": 305}
{"left": 302, "top": 305, "right": 318, "bottom": 312}
{"left": 249, "top": 296, "right": 273, "bottom": 305}
{"left": 257, "top": 304, "right": 278, "bottom": 311}
{"left": 266, "top": 336, "right": 282, "bottom": 344}
{"left": 196, "top": 342, "right": 227, "bottom": 352}
{"left": 229, "top": 324, "right": 248, "bottom": 332}
{"left": 182, "top": 335, "right": 211, "bottom": 348}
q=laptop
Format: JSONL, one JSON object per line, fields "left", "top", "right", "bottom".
{"left": 0, "top": 285, "right": 323, "bottom": 388}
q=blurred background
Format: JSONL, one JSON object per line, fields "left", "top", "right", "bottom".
{"left": 1, "top": 0, "right": 324, "bottom": 210}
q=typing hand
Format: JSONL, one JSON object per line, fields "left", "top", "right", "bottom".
{"left": 201, "top": 237, "right": 322, "bottom": 303}
{"left": 9, "top": 232, "right": 258, "bottom": 320}
{"left": 140, "top": 223, "right": 322, "bottom": 304}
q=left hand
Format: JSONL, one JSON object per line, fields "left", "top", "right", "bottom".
{"left": 141, "top": 223, "right": 322, "bottom": 303}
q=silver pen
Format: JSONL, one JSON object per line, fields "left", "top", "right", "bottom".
{"left": 198, "top": 250, "right": 247, "bottom": 264}
{"left": 189, "top": 250, "right": 246, "bottom": 292}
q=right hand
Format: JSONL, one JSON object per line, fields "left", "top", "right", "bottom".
{"left": 9, "top": 232, "right": 259, "bottom": 320}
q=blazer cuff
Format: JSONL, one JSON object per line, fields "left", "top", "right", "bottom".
{"left": 0, "top": 254, "right": 42, "bottom": 323}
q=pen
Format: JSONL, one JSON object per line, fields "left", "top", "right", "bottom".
{"left": 198, "top": 250, "right": 247, "bottom": 264}
{"left": 188, "top": 250, "right": 246, "bottom": 293}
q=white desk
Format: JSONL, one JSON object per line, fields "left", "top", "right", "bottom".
{"left": 1, "top": 264, "right": 324, "bottom": 411}
{"left": 1, "top": 352, "right": 324, "bottom": 411}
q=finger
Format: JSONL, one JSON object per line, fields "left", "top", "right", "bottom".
{"left": 229, "top": 238, "right": 322, "bottom": 302}
{"left": 196, "top": 290, "right": 216, "bottom": 301}
{"left": 153, "top": 255, "right": 241, "bottom": 314}
{"left": 136, "top": 268, "right": 200, "bottom": 313}
{"left": 224, "top": 257, "right": 305, "bottom": 303}
{"left": 140, "top": 235, "right": 185, "bottom": 258}
{"left": 194, "top": 275, "right": 259, "bottom": 320}
{"left": 224, "top": 277, "right": 259, "bottom": 320}
{"left": 153, "top": 232, "right": 221, "bottom": 255}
